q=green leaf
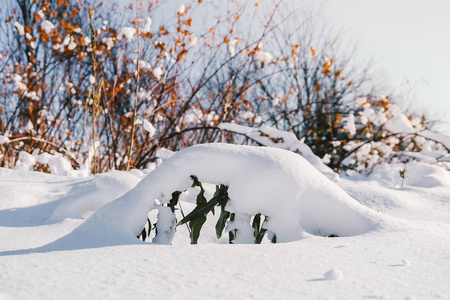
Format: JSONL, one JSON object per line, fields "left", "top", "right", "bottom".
{"left": 169, "top": 191, "right": 182, "bottom": 212}
{"left": 189, "top": 215, "right": 206, "bottom": 244}
{"left": 252, "top": 213, "right": 267, "bottom": 244}
{"left": 191, "top": 176, "right": 207, "bottom": 206}
{"left": 228, "top": 230, "right": 236, "bottom": 244}
{"left": 271, "top": 233, "right": 277, "bottom": 244}
{"left": 215, "top": 205, "right": 230, "bottom": 239}
{"left": 252, "top": 213, "right": 262, "bottom": 232}
{"left": 178, "top": 196, "right": 220, "bottom": 226}
{"left": 255, "top": 227, "right": 267, "bottom": 244}
{"left": 214, "top": 184, "right": 231, "bottom": 239}
{"left": 228, "top": 213, "right": 236, "bottom": 244}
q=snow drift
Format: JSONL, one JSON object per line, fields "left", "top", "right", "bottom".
{"left": 36, "top": 144, "right": 384, "bottom": 251}
{"left": 48, "top": 170, "right": 142, "bottom": 222}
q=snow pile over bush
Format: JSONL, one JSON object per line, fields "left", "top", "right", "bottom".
{"left": 218, "top": 123, "right": 338, "bottom": 181}
{"left": 40, "top": 144, "right": 383, "bottom": 251}
{"left": 367, "top": 161, "right": 450, "bottom": 189}
{"left": 339, "top": 97, "right": 450, "bottom": 172}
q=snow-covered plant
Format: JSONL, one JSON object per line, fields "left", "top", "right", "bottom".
{"left": 1, "top": 0, "right": 448, "bottom": 176}
{"left": 139, "top": 175, "right": 276, "bottom": 244}
{"left": 0, "top": 0, "right": 284, "bottom": 172}
{"left": 334, "top": 96, "right": 450, "bottom": 173}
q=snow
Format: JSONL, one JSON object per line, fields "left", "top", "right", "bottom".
{"left": 343, "top": 114, "right": 356, "bottom": 136}
{"left": 68, "top": 38, "right": 76, "bottom": 51}
{"left": 0, "top": 144, "right": 449, "bottom": 299}
{"left": 21, "top": 144, "right": 379, "bottom": 250}
{"left": 153, "top": 66, "right": 163, "bottom": 80}
{"left": 142, "top": 17, "right": 152, "bottom": 34}
{"left": 218, "top": 123, "right": 339, "bottom": 181}
{"left": 419, "top": 130, "right": 450, "bottom": 150}
{"left": 40, "top": 20, "right": 55, "bottom": 34}
{"left": 384, "top": 114, "right": 415, "bottom": 134}
{"left": 142, "top": 119, "right": 156, "bottom": 137}
{"left": 35, "top": 153, "right": 76, "bottom": 176}
{"left": 255, "top": 51, "right": 273, "bottom": 62}
{"left": 189, "top": 35, "right": 198, "bottom": 46}
{"left": 323, "top": 268, "right": 344, "bottom": 281}
{"left": 14, "top": 22, "right": 24, "bottom": 36}
{"left": 48, "top": 170, "right": 141, "bottom": 222}
{"left": 178, "top": 4, "right": 186, "bottom": 15}
{"left": 0, "top": 135, "right": 9, "bottom": 144}
{"left": 402, "top": 259, "right": 411, "bottom": 267}
{"left": 118, "top": 27, "right": 136, "bottom": 41}
{"left": 12, "top": 74, "right": 27, "bottom": 91}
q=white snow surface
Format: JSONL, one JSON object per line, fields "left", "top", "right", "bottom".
{"left": 0, "top": 144, "right": 449, "bottom": 299}
{"left": 218, "top": 123, "right": 339, "bottom": 181}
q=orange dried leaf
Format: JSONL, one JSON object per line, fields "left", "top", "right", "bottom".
{"left": 291, "top": 44, "right": 299, "bottom": 56}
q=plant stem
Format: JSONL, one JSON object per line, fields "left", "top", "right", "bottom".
{"left": 126, "top": 1, "right": 141, "bottom": 171}
{"left": 89, "top": 7, "right": 99, "bottom": 174}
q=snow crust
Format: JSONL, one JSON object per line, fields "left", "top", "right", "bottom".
{"left": 37, "top": 144, "right": 381, "bottom": 251}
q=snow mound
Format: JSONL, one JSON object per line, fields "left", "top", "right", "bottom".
{"left": 403, "top": 163, "right": 450, "bottom": 188}
{"left": 218, "top": 123, "right": 339, "bottom": 181}
{"left": 39, "top": 144, "right": 383, "bottom": 251}
{"left": 48, "top": 170, "right": 141, "bottom": 222}
{"left": 324, "top": 268, "right": 344, "bottom": 281}
{"left": 368, "top": 161, "right": 450, "bottom": 188}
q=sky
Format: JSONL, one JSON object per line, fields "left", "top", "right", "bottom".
{"left": 322, "top": 0, "right": 450, "bottom": 132}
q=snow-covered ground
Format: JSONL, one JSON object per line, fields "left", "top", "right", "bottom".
{"left": 1, "top": 144, "right": 449, "bottom": 299}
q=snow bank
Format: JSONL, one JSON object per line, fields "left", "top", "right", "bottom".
{"left": 39, "top": 144, "right": 382, "bottom": 250}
